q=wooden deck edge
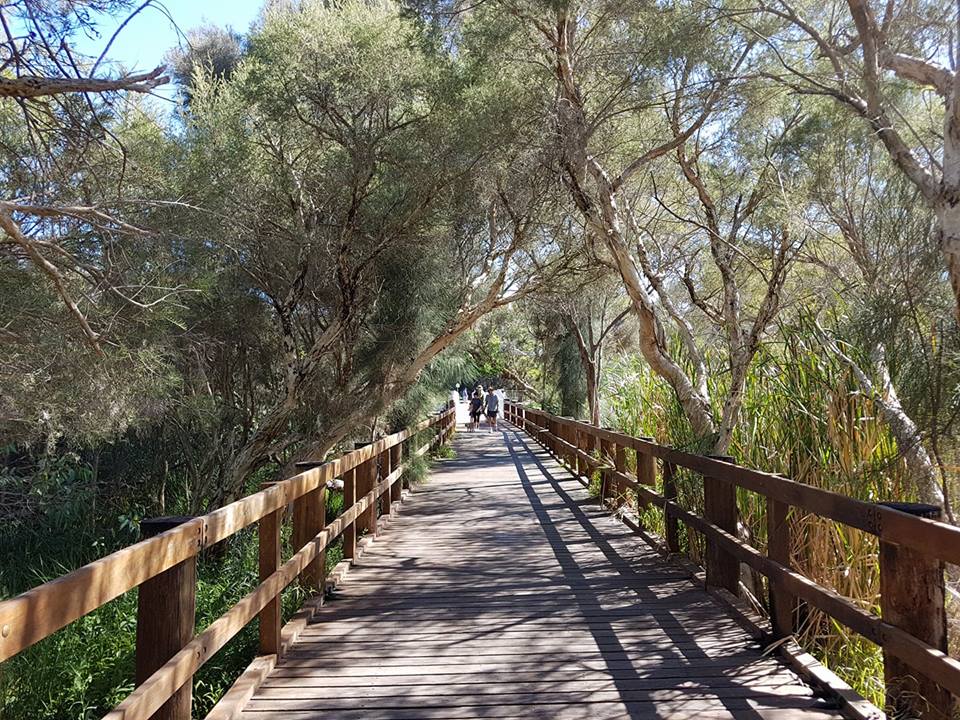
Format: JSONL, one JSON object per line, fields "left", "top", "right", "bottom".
{"left": 203, "top": 559, "right": 349, "bottom": 720}
{"left": 513, "top": 424, "right": 885, "bottom": 720}
{"left": 204, "top": 484, "right": 418, "bottom": 719}
{"left": 621, "top": 511, "right": 885, "bottom": 720}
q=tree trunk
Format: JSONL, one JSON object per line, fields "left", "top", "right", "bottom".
{"left": 938, "top": 89, "right": 960, "bottom": 323}
{"left": 585, "top": 359, "right": 600, "bottom": 426}
{"left": 875, "top": 359, "right": 945, "bottom": 506}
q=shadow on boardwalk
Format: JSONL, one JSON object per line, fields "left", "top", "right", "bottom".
{"left": 241, "top": 424, "right": 844, "bottom": 720}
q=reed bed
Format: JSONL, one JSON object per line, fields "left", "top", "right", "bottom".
{"left": 599, "top": 331, "right": 948, "bottom": 706}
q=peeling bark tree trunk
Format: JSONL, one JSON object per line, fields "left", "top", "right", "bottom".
{"left": 824, "top": 337, "right": 945, "bottom": 506}
{"left": 938, "top": 90, "right": 960, "bottom": 322}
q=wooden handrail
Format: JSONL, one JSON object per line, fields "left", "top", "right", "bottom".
{"left": 504, "top": 400, "right": 960, "bottom": 718}
{"left": 0, "top": 403, "right": 457, "bottom": 719}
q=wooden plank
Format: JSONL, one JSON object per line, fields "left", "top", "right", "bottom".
{"left": 234, "top": 427, "right": 846, "bottom": 720}
{"left": 240, "top": 705, "right": 841, "bottom": 720}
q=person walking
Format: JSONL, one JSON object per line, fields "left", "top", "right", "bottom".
{"left": 485, "top": 387, "right": 500, "bottom": 432}
{"left": 469, "top": 390, "right": 484, "bottom": 431}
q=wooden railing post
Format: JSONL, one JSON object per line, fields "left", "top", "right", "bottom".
{"left": 636, "top": 438, "right": 656, "bottom": 517}
{"left": 703, "top": 456, "right": 739, "bottom": 596}
{"left": 599, "top": 433, "right": 615, "bottom": 505}
{"left": 137, "top": 517, "right": 197, "bottom": 720}
{"left": 444, "top": 399, "right": 455, "bottom": 442}
{"left": 563, "top": 419, "right": 579, "bottom": 474}
{"left": 343, "top": 468, "right": 357, "bottom": 563}
{"left": 662, "top": 461, "right": 681, "bottom": 554}
{"left": 390, "top": 443, "right": 402, "bottom": 508}
{"left": 583, "top": 425, "right": 598, "bottom": 479}
{"left": 293, "top": 483, "right": 326, "bottom": 595}
{"left": 767, "top": 479, "right": 795, "bottom": 639}
{"left": 878, "top": 502, "right": 952, "bottom": 720}
{"left": 258, "top": 505, "right": 282, "bottom": 655}
{"left": 355, "top": 448, "right": 378, "bottom": 539}
{"left": 382, "top": 447, "right": 393, "bottom": 517}
{"left": 614, "top": 443, "right": 627, "bottom": 499}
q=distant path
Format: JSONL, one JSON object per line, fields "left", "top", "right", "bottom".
{"left": 241, "top": 422, "right": 844, "bottom": 719}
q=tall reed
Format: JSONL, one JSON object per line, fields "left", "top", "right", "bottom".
{"left": 599, "top": 326, "right": 928, "bottom": 705}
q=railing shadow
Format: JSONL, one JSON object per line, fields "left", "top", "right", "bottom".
{"left": 505, "top": 426, "right": 836, "bottom": 719}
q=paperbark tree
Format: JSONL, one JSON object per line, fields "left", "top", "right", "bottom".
{"left": 808, "top": 143, "right": 951, "bottom": 509}
{"left": 0, "top": 0, "right": 178, "bottom": 353}
{"left": 756, "top": 0, "right": 960, "bottom": 322}
{"left": 492, "top": 2, "right": 802, "bottom": 451}
{"left": 537, "top": 279, "right": 631, "bottom": 426}
{"left": 182, "top": 1, "right": 583, "bottom": 496}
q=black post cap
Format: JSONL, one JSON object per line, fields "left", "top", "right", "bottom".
{"left": 877, "top": 501, "right": 941, "bottom": 520}
{"left": 140, "top": 516, "right": 194, "bottom": 539}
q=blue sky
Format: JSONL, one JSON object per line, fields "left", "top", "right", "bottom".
{"left": 74, "top": 0, "right": 264, "bottom": 98}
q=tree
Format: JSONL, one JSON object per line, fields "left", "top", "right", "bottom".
{"left": 463, "top": 1, "right": 804, "bottom": 451}
{"left": 534, "top": 276, "right": 630, "bottom": 426}
{"left": 181, "top": 0, "right": 580, "bottom": 495}
{"left": 804, "top": 130, "right": 955, "bottom": 508}
{"left": 755, "top": 0, "right": 960, "bottom": 322}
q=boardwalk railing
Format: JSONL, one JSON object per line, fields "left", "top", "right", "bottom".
{"left": 504, "top": 400, "right": 960, "bottom": 719}
{"left": 0, "top": 404, "right": 456, "bottom": 720}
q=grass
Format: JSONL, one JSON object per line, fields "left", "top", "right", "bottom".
{"left": 2, "top": 491, "right": 343, "bottom": 719}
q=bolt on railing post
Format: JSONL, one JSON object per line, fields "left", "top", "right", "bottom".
{"left": 767, "top": 477, "right": 795, "bottom": 640}
{"left": 258, "top": 504, "right": 282, "bottom": 655}
{"left": 877, "top": 502, "right": 952, "bottom": 720}
{"left": 662, "top": 461, "right": 680, "bottom": 554}
{"left": 137, "top": 517, "right": 197, "bottom": 720}
{"left": 703, "top": 455, "right": 739, "bottom": 596}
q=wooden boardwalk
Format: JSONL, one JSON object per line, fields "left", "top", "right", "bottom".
{"left": 241, "top": 422, "right": 846, "bottom": 719}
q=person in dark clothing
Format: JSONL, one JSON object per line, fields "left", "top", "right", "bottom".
{"left": 468, "top": 391, "right": 484, "bottom": 431}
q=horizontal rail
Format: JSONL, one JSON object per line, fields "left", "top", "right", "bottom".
{"left": 505, "top": 400, "right": 960, "bottom": 716}
{"left": 0, "top": 404, "right": 456, "bottom": 719}
{"left": 518, "top": 408, "right": 960, "bottom": 564}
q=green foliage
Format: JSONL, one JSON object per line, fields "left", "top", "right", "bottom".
{"left": 601, "top": 324, "right": 913, "bottom": 705}
{"left": 401, "top": 453, "right": 431, "bottom": 487}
